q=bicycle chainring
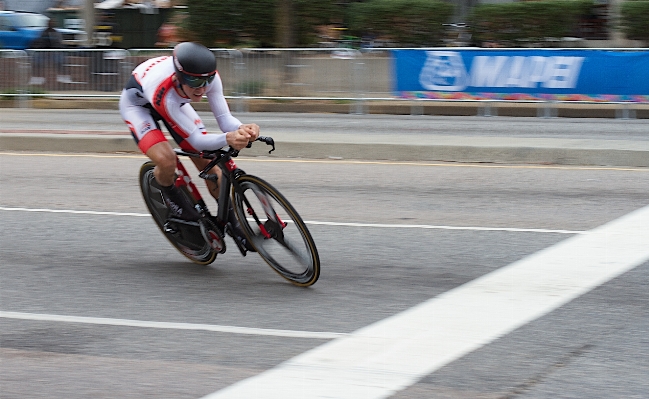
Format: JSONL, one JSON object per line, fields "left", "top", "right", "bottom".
{"left": 199, "top": 218, "right": 226, "bottom": 254}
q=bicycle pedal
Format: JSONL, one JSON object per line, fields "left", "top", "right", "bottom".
{"left": 163, "top": 221, "right": 178, "bottom": 234}
{"left": 225, "top": 225, "right": 248, "bottom": 257}
{"left": 167, "top": 218, "right": 200, "bottom": 227}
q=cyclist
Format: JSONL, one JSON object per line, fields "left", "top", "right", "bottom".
{"left": 119, "top": 42, "right": 259, "bottom": 248}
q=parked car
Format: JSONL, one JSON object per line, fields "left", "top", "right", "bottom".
{"left": 0, "top": 11, "right": 87, "bottom": 50}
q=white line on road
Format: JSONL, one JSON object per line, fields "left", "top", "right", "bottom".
{"left": 0, "top": 206, "right": 584, "bottom": 234}
{"left": 302, "top": 220, "right": 583, "bottom": 234}
{"left": 201, "top": 204, "right": 649, "bottom": 399}
{"left": 0, "top": 206, "right": 150, "bottom": 217}
{"left": 0, "top": 311, "right": 345, "bottom": 340}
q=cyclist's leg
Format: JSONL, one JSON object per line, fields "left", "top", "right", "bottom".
{"left": 146, "top": 141, "right": 176, "bottom": 187}
{"left": 174, "top": 104, "right": 223, "bottom": 201}
{"left": 121, "top": 95, "right": 172, "bottom": 178}
{"left": 122, "top": 99, "right": 198, "bottom": 220}
{"left": 188, "top": 154, "right": 251, "bottom": 251}
{"left": 190, "top": 156, "right": 222, "bottom": 200}
{"left": 144, "top": 141, "right": 199, "bottom": 221}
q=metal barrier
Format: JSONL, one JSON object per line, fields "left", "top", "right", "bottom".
{"left": 2, "top": 47, "right": 646, "bottom": 118}
{"left": 0, "top": 50, "right": 30, "bottom": 107}
{"left": 22, "top": 49, "right": 131, "bottom": 96}
{"left": 127, "top": 48, "right": 242, "bottom": 95}
{"left": 235, "top": 48, "right": 375, "bottom": 98}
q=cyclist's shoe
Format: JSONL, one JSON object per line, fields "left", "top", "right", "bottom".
{"left": 161, "top": 184, "right": 201, "bottom": 222}
{"left": 227, "top": 207, "right": 256, "bottom": 253}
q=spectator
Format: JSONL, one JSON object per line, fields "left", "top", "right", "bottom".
{"left": 37, "top": 19, "right": 63, "bottom": 49}
{"left": 29, "top": 19, "right": 69, "bottom": 85}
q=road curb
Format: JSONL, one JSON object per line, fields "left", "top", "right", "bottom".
{"left": 2, "top": 99, "right": 649, "bottom": 119}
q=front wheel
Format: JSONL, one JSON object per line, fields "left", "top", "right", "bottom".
{"left": 232, "top": 175, "right": 320, "bottom": 286}
{"left": 139, "top": 162, "right": 217, "bottom": 265}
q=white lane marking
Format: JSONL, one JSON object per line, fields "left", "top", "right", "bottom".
{"left": 302, "top": 220, "right": 583, "bottom": 234}
{"left": 0, "top": 311, "right": 345, "bottom": 340}
{"left": 202, "top": 205, "right": 649, "bottom": 399}
{"left": 0, "top": 206, "right": 150, "bottom": 217}
{"left": 0, "top": 207, "right": 584, "bottom": 234}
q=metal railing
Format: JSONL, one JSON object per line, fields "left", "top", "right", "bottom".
{"left": 235, "top": 48, "right": 374, "bottom": 99}
{"left": 0, "top": 50, "right": 30, "bottom": 107}
{"left": 10, "top": 49, "right": 130, "bottom": 96}
{"left": 1, "top": 47, "right": 646, "bottom": 118}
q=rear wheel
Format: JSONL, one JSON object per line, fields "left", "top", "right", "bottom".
{"left": 232, "top": 174, "right": 320, "bottom": 286}
{"left": 139, "top": 162, "right": 217, "bottom": 265}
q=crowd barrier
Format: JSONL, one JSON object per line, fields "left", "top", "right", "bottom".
{"left": 0, "top": 47, "right": 646, "bottom": 117}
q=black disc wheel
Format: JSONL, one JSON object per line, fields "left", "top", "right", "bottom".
{"left": 232, "top": 174, "right": 320, "bottom": 286}
{"left": 139, "top": 162, "right": 217, "bottom": 265}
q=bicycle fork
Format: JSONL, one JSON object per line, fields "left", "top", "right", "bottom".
{"left": 230, "top": 177, "right": 287, "bottom": 241}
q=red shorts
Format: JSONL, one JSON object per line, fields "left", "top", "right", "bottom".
{"left": 126, "top": 122, "right": 167, "bottom": 154}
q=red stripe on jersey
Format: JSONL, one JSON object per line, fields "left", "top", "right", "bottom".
{"left": 150, "top": 76, "right": 193, "bottom": 141}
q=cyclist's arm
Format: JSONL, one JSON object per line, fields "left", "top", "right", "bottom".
{"left": 159, "top": 98, "right": 250, "bottom": 151}
{"left": 152, "top": 87, "right": 229, "bottom": 151}
{"left": 205, "top": 73, "right": 243, "bottom": 133}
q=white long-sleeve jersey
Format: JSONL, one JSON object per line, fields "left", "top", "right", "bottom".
{"left": 119, "top": 56, "right": 241, "bottom": 151}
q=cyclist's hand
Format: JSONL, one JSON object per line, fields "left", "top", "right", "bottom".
{"left": 240, "top": 123, "right": 260, "bottom": 141}
{"left": 226, "top": 128, "right": 253, "bottom": 150}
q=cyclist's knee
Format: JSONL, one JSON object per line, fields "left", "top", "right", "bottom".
{"left": 146, "top": 142, "right": 177, "bottom": 184}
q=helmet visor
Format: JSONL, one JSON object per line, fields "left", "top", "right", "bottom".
{"left": 181, "top": 73, "right": 215, "bottom": 89}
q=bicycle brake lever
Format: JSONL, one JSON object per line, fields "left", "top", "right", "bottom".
{"left": 256, "top": 136, "right": 275, "bottom": 154}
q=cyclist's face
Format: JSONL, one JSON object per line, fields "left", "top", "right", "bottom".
{"left": 182, "top": 83, "right": 207, "bottom": 102}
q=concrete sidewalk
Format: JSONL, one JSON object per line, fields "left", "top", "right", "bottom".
{"left": 2, "top": 129, "right": 648, "bottom": 168}
{"left": 0, "top": 105, "right": 648, "bottom": 167}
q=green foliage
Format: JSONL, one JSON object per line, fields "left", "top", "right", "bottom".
{"left": 185, "top": 0, "right": 340, "bottom": 47}
{"left": 186, "top": 0, "right": 276, "bottom": 47}
{"left": 346, "top": 0, "right": 454, "bottom": 46}
{"left": 294, "top": 0, "right": 341, "bottom": 46}
{"left": 620, "top": 0, "right": 649, "bottom": 41}
{"left": 468, "top": 0, "right": 592, "bottom": 47}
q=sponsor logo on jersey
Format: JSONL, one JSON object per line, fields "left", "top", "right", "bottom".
{"left": 140, "top": 121, "right": 152, "bottom": 134}
{"left": 155, "top": 86, "right": 166, "bottom": 106}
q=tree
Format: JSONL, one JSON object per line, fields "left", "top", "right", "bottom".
{"left": 185, "top": 0, "right": 340, "bottom": 47}
{"left": 346, "top": 0, "right": 454, "bottom": 47}
{"left": 186, "top": 0, "right": 275, "bottom": 47}
{"left": 620, "top": 0, "right": 649, "bottom": 42}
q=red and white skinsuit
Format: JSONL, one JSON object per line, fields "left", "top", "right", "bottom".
{"left": 119, "top": 56, "right": 242, "bottom": 153}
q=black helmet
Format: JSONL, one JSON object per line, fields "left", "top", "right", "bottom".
{"left": 173, "top": 42, "right": 217, "bottom": 88}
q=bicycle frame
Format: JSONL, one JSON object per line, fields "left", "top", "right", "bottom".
{"left": 139, "top": 136, "right": 319, "bottom": 285}
{"left": 173, "top": 138, "right": 285, "bottom": 240}
{"left": 172, "top": 148, "right": 236, "bottom": 228}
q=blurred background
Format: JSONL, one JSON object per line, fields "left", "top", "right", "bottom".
{"left": 1, "top": 0, "right": 647, "bottom": 110}
{"left": 0, "top": 0, "right": 646, "bottom": 50}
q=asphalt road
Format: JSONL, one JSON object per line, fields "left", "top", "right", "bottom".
{"left": 1, "top": 152, "right": 648, "bottom": 398}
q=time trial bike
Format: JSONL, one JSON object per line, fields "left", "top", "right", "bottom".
{"left": 138, "top": 136, "right": 320, "bottom": 287}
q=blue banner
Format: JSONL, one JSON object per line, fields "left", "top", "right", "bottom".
{"left": 392, "top": 49, "right": 649, "bottom": 102}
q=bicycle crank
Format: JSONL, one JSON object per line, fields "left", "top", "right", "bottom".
{"left": 199, "top": 218, "right": 226, "bottom": 254}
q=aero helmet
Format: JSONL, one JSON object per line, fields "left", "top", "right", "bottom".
{"left": 173, "top": 42, "right": 217, "bottom": 88}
